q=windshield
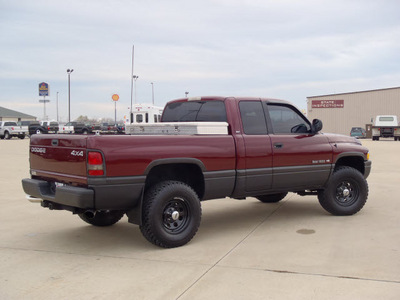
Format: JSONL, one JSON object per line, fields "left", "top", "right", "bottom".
{"left": 379, "top": 116, "right": 394, "bottom": 122}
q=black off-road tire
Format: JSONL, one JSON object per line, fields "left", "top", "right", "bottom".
{"left": 5, "top": 131, "right": 11, "bottom": 139}
{"left": 78, "top": 210, "right": 124, "bottom": 226}
{"left": 256, "top": 192, "right": 288, "bottom": 203}
{"left": 140, "top": 180, "right": 202, "bottom": 248}
{"left": 318, "top": 167, "right": 368, "bottom": 216}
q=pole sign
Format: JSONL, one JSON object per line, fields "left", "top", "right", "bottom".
{"left": 39, "top": 82, "right": 49, "bottom": 96}
{"left": 112, "top": 94, "right": 119, "bottom": 101}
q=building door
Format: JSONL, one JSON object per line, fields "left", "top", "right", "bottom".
{"left": 365, "top": 124, "right": 372, "bottom": 138}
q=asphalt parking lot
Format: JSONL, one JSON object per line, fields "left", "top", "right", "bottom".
{"left": 1, "top": 138, "right": 399, "bottom": 299}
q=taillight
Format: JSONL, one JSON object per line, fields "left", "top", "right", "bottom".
{"left": 87, "top": 151, "right": 104, "bottom": 176}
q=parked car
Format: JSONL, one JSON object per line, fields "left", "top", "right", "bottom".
{"left": 29, "top": 121, "right": 59, "bottom": 135}
{"left": 85, "top": 123, "right": 102, "bottom": 133}
{"left": 116, "top": 123, "right": 125, "bottom": 134}
{"left": 350, "top": 127, "right": 366, "bottom": 139}
{"left": 101, "top": 123, "right": 118, "bottom": 133}
{"left": 60, "top": 122, "right": 93, "bottom": 134}
{"left": 0, "top": 121, "right": 27, "bottom": 139}
{"left": 18, "top": 121, "right": 38, "bottom": 136}
{"left": 372, "top": 115, "right": 400, "bottom": 141}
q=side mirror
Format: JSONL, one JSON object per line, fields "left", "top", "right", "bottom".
{"left": 311, "top": 119, "right": 323, "bottom": 133}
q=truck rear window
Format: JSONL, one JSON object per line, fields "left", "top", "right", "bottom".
{"left": 162, "top": 101, "right": 227, "bottom": 122}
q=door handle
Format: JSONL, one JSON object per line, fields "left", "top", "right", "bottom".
{"left": 274, "top": 143, "right": 283, "bottom": 149}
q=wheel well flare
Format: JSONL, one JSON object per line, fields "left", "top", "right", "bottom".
{"left": 335, "top": 156, "right": 364, "bottom": 175}
{"left": 145, "top": 164, "right": 205, "bottom": 199}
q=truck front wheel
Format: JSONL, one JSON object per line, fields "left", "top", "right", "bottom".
{"left": 78, "top": 210, "right": 124, "bottom": 226}
{"left": 318, "top": 167, "right": 368, "bottom": 216}
{"left": 140, "top": 180, "right": 202, "bottom": 248}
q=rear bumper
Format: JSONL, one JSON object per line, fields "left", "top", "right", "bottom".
{"left": 22, "top": 178, "right": 94, "bottom": 209}
{"left": 22, "top": 177, "right": 145, "bottom": 211}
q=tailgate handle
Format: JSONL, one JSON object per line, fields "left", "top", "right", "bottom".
{"left": 51, "top": 139, "right": 59, "bottom": 146}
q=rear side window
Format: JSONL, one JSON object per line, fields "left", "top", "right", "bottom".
{"left": 162, "top": 101, "right": 227, "bottom": 122}
{"left": 239, "top": 101, "right": 268, "bottom": 135}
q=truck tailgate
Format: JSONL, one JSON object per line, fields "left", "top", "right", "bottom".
{"left": 30, "top": 134, "right": 88, "bottom": 184}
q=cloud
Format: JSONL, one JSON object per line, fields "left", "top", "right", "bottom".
{"left": 1, "top": 0, "right": 400, "bottom": 120}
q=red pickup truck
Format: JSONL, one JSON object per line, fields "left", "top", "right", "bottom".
{"left": 22, "top": 96, "right": 371, "bottom": 248}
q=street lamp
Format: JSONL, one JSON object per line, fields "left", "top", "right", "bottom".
{"left": 151, "top": 82, "right": 154, "bottom": 105}
{"left": 67, "top": 69, "right": 74, "bottom": 122}
{"left": 56, "top": 91, "right": 59, "bottom": 123}
{"left": 129, "top": 75, "right": 139, "bottom": 124}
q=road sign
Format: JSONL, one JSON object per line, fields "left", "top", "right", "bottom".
{"left": 39, "top": 82, "right": 49, "bottom": 96}
{"left": 112, "top": 94, "right": 119, "bottom": 101}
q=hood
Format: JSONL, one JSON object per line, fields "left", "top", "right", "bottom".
{"left": 322, "top": 133, "right": 362, "bottom": 145}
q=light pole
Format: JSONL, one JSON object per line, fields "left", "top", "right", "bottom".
{"left": 67, "top": 69, "right": 74, "bottom": 122}
{"left": 130, "top": 45, "right": 135, "bottom": 123}
{"left": 56, "top": 92, "right": 59, "bottom": 123}
{"left": 151, "top": 82, "right": 154, "bottom": 105}
{"left": 133, "top": 75, "right": 139, "bottom": 102}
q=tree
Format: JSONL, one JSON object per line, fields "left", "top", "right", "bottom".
{"left": 75, "top": 115, "right": 89, "bottom": 123}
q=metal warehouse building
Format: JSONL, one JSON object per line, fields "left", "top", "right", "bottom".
{"left": 307, "top": 87, "right": 400, "bottom": 137}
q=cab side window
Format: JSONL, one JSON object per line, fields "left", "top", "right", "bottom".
{"left": 239, "top": 101, "right": 268, "bottom": 135}
{"left": 267, "top": 104, "right": 311, "bottom": 134}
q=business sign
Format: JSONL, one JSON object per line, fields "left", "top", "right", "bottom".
{"left": 311, "top": 100, "right": 344, "bottom": 108}
{"left": 112, "top": 94, "right": 119, "bottom": 101}
{"left": 39, "top": 82, "right": 49, "bottom": 96}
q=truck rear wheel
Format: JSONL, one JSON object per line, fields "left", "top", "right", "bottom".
{"left": 78, "top": 210, "right": 124, "bottom": 226}
{"left": 318, "top": 167, "right": 368, "bottom": 216}
{"left": 140, "top": 180, "right": 202, "bottom": 248}
{"left": 256, "top": 192, "right": 288, "bottom": 203}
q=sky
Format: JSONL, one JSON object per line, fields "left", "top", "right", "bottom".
{"left": 1, "top": 0, "right": 400, "bottom": 123}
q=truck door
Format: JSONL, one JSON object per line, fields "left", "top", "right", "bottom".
{"left": 237, "top": 101, "right": 273, "bottom": 193}
{"left": 264, "top": 103, "right": 332, "bottom": 190}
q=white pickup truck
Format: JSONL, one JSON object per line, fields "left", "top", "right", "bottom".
{"left": 0, "top": 121, "right": 28, "bottom": 139}
{"left": 372, "top": 115, "right": 400, "bottom": 141}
